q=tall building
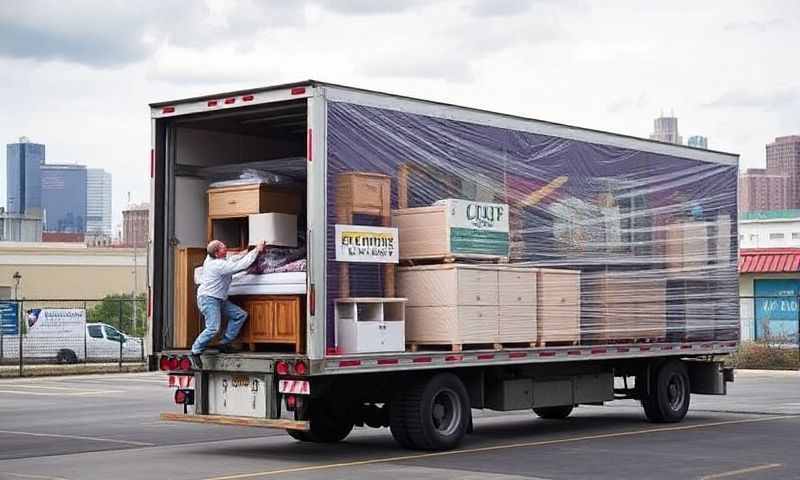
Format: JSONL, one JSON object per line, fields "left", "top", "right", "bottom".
{"left": 6, "top": 137, "right": 44, "bottom": 216}
{"left": 766, "top": 135, "right": 800, "bottom": 209}
{"left": 123, "top": 203, "right": 149, "bottom": 248}
{"left": 86, "top": 168, "right": 112, "bottom": 235}
{"left": 649, "top": 115, "right": 682, "bottom": 145}
{"left": 688, "top": 135, "right": 708, "bottom": 149}
{"left": 41, "top": 164, "right": 87, "bottom": 233}
{"left": 739, "top": 168, "right": 789, "bottom": 212}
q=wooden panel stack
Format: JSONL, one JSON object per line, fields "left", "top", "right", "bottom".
{"left": 581, "top": 271, "right": 666, "bottom": 343}
{"left": 665, "top": 220, "right": 710, "bottom": 272}
{"left": 398, "top": 264, "right": 539, "bottom": 351}
{"left": 174, "top": 246, "right": 207, "bottom": 349}
{"left": 537, "top": 269, "right": 580, "bottom": 345}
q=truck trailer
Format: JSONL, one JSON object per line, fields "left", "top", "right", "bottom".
{"left": 149, "top": 80, "right": 739, "bottom": 451}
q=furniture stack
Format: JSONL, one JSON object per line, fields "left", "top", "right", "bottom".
{"left": 393, "top": 199, "right": 581, "bottom": 351}
{"left": 334, "top": 171, "right": 407, "bottom": 354}
{"left": 172, "top": 182, "right": 306, "bottom": 352}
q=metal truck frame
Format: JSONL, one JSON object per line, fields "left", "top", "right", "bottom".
{"left": 149, "top": 81, "right": 738, "bottom": 451}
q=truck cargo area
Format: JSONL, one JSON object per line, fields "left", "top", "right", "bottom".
{"left": 151, "top": 81, "right": 739, "bottom": 451}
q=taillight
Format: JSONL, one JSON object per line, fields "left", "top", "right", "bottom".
{"left": 168, "top": 357, "right": 179, "bottom": 370}
{"left": 275, "top": 360, "right": 289, "bottom": 376}
{"left": 174, "top": 389, "right": 194, "bottom": 405}
{"left": 285, "top": 395, "right": 297, "bottom": 410}
{"left": 293, "top": 360, "right": 307, "bottom": 376}
{"left": 179, "top": 357, "right": 192, "bottom": 371}
{"left": 159, "top": 356, "right": 170, "bottom": 371}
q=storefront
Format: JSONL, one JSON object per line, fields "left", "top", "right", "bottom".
{"left": 739, "top": 248, "right": 800, "bottom": 343}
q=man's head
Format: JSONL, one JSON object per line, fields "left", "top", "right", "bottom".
{"left": 206, "top": 240, "right": 227, "bottom": 259}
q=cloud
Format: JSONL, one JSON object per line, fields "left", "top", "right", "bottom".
{"left": 0, "top": 0, "right": 307, "bottom": 68}
{"left": 723, "top": 18, "right": 793, "bottom": 33}
{"left": 704, "top": 89, "right": 799, "bottom": 109}
{"left": 313, "top": 0, "right": 429, "bottom": 15}
{"left": 147, "top": 45, "right": 280, "bottom": 85}
{"left": 468, "top": 0, "right": 535, "bottom": 17}
{"left": 360, "top": 54, "right": 475, "bottom": 83}
{"left": 607, "top": 93, "right": 648, "bottom": 113}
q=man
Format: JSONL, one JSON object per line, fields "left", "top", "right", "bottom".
{"left": 191, "top": 239, "right": 266, "bottom": 368}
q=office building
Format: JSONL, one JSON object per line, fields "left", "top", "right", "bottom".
{"left": 41, "top": 164, "right": 87, "bottom": 233}
{"left": 86, "top": 168, "right": 112, "bottom": 235}
{"left": 5, "top": 137, "right": 44, "bottom": 216}
{"left": 123, "top": 203, "right": 149, "bottom": 248}
{"left": 649, "top": 115, "right": 682, "bottom": 145}
{"left": 739, "top": 168, "right": 789, "bottom": 212}
{"left": 766, "top": 136, "right": 800, "bottom": 209}
{"left": 688, "top": 135, "right": 708, "bottom": 149}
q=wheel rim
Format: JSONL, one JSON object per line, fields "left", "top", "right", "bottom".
{"left": 431, "top": 388, "right": 462, "bottom": 436}
{"left": 666, "top": 374, "right": 686, "bottom": 411}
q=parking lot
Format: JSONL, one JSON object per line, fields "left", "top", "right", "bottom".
{"left": 0, "top": 370, "right": 797, "bottom": 480}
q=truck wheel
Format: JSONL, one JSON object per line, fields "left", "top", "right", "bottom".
{"left": 56, "top": 349, "right": 78, "bottom": 364}
{"left": 390, "top": 373, "right": 470, "bottom": 451}
{"left": 641, "top": 360, "right": 690, "bottom": 423}
{"left": 533, "top": 405, "right": 574, "bottom": 419}
{"left": 286, "top": 399, "right": 354, "bottom": 443}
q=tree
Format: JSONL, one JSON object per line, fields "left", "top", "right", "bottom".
{"left": 87, "top": 293, "right": 147, "bottom": 337}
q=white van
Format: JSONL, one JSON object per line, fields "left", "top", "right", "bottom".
{"left": 0, "top": 309, "right": 143, "bottom": 363}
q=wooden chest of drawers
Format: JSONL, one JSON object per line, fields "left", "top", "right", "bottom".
{"left": 207, "top": 184, "right": 301, "bottom": 218}
{"left": 236, "top": 295, "right": 304, "bottom": 353}
{"left": 398, "top": 264, "right": 539, "bottom": 350}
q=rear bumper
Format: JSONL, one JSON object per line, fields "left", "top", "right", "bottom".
{"left": 160, "top": 412, "right": 309, "bottom": 431}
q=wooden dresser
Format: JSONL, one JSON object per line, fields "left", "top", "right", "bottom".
{"left": 236, "top": 295, "right": 304, "bottom": 353}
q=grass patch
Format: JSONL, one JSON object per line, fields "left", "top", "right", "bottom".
{"left": 725, "top": 341, "right": 799, "bottom": 370}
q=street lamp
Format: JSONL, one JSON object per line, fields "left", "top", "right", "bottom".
{"left": 12, "top": 271, "right": 21, "bottom": 375}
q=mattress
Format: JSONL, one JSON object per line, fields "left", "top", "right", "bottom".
{"left": 194, "top": 267, "right": 306, "bottom": 295}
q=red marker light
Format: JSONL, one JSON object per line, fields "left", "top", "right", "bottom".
{"left": 275, "top": 360, "right": 289, "bottom": 376}
{"left": 179, "top": 357, "right": 192, "bottom": 371}
{"left": 293, "top": 360, "right": 307, "bottom": 376}
{"left": 162, "top": 106, "right": 175, "bottom": 114}
{"left": 168, "top": 357, "right": 179, "bottom": 370}
{"left": 290, "top": 87, "right": 306, "bottom": 95}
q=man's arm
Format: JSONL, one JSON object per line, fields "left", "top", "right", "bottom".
{"left": 217, "top": 248, "right": 260, "bottom": 275}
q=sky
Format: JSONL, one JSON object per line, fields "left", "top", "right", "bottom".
{"left": 1, "top": 0, "right": 798, "bottom": 230}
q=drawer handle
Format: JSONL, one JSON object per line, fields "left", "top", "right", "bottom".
{"left": 228, "top": 200, "right": 237, "bottom": 205}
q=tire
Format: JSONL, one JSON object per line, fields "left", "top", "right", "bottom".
{"left": 56, "top": 349, "right": 78, "bottom": 364}
{"left": 286, "top": 399, "right": 354, "bottom": 443}
{"left": 640, "top": 360, "right": 691, "bottom": 423}
{"left": 390, "top": 373, "right": 471, "bottom": 451}
{"left": 533, "top": 405, "right": 574, "bottom": 419}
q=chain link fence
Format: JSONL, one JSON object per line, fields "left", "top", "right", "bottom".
{"left": 0, "top": 297, "right": 146, "bottom": 375}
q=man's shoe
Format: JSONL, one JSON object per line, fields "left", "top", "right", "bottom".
{"left": 190, "top": 353, "right": 203, "bottom": 370}
{"left": 217, "top": 343, "right": 242, "bottom": 354}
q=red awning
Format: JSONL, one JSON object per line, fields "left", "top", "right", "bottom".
{"left": 739, "top": 248, "right": 800, "bottom": 273}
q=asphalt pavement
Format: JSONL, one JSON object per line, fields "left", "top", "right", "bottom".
{"left": 0, "top": 370, "right": 797, "bottom": 480}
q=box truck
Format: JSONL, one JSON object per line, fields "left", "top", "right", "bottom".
{"left": 150, "top": 81, "right": 739, "bottom": 451}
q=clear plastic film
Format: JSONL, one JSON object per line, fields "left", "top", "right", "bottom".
{"left": 326, "top": 101, "right": 738, "bottom": 353}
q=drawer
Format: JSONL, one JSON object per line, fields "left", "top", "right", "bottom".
{"left": 499, "top": 270, "right": 537, "bottom": 305}
{"left": 457, "top": 305, "right": 499, "bottom": 342}
{"left": 209, "top": 188, "right": 261, "bottom": 217}
{"left": 498, "top": 305, "right": 537, "bottom": 341}
{"left": 457, "top": 268, "right": 498, "bottom": 305}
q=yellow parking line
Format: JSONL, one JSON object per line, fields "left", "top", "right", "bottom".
{"left": 201, "top": 415, "right": 799, "bottom": 480}
{"left": 700, "top": 463, "right": 783, "bottom": 479}
{"left": 0, "top": 429, "right": 154, "bottom": 447}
